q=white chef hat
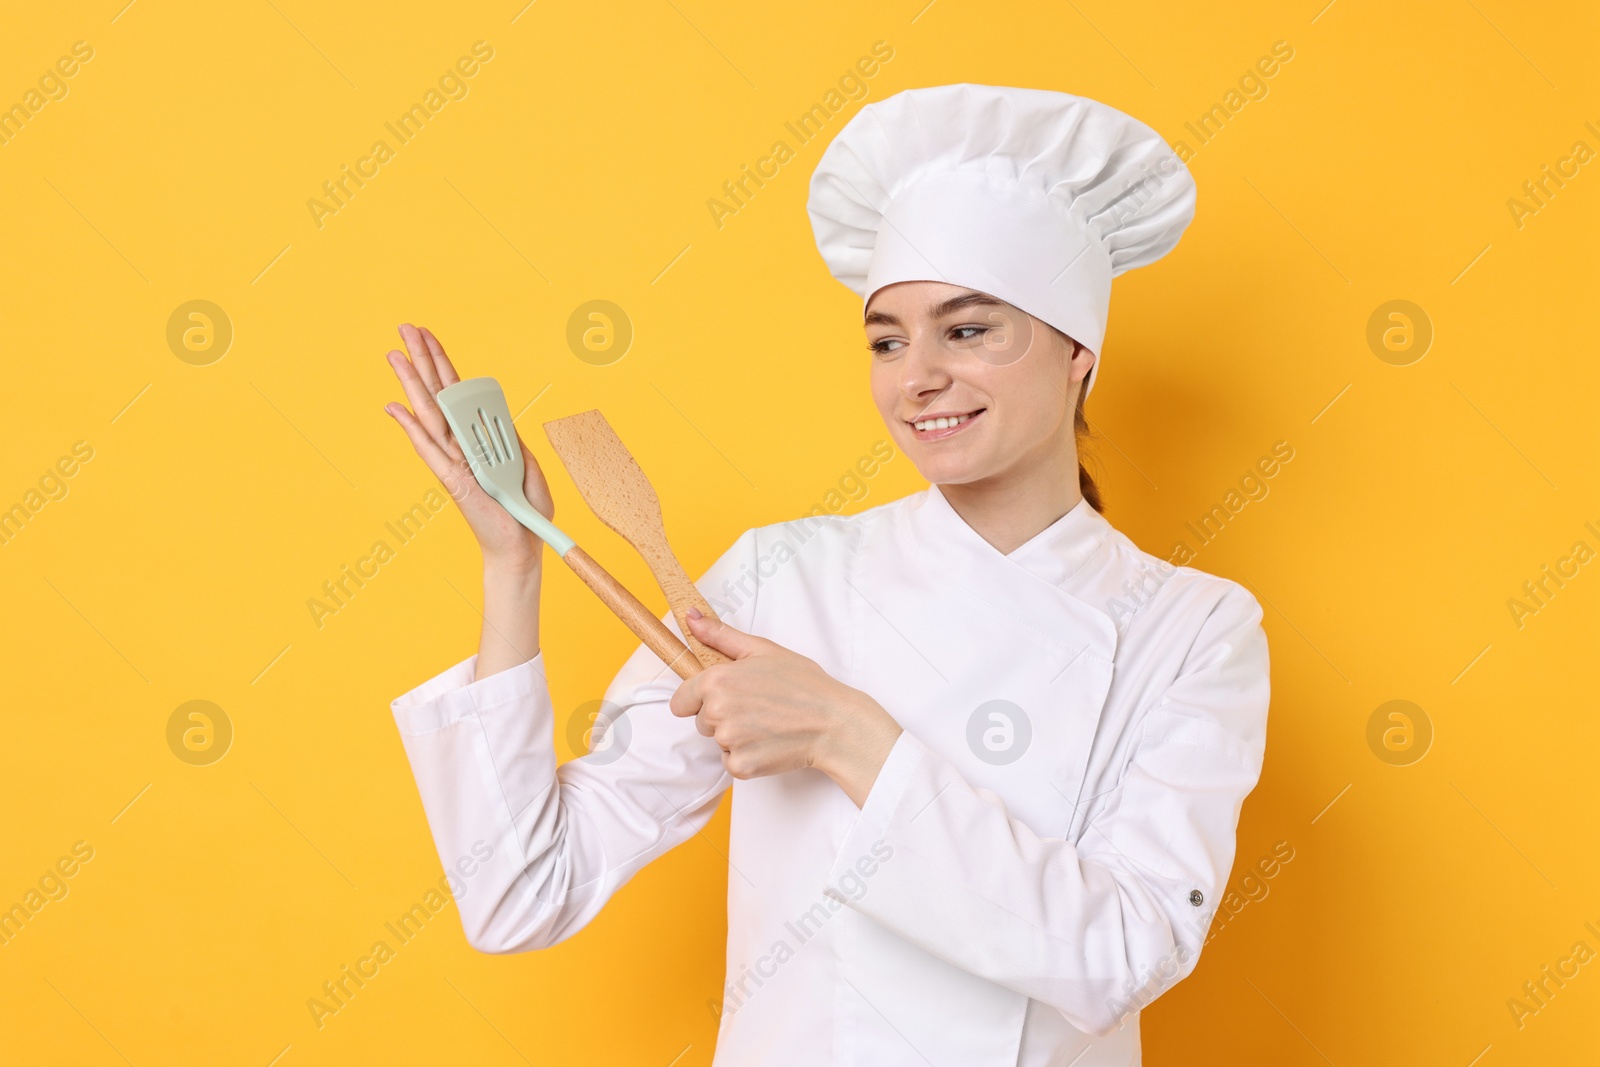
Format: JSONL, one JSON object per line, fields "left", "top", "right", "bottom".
{"left": 806, "top": 83, "right": 1196, "bottom": 399}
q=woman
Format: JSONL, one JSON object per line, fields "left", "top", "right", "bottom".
{"left": 384, "top": 84, "right": 1269, "bottom": 1066}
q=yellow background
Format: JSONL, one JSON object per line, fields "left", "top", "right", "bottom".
{"left": 2, "top": 0, "right": 1596, "bottom": 1063}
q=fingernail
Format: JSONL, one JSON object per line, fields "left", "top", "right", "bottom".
{"left": 687, "top": 607, "right": 703, "bottom": 621}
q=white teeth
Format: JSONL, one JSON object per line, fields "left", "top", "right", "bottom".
{"left": 914, "top": 413, "right": 973, "bottom": 432}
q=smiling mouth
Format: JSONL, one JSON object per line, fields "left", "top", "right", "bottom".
{"left": 907, "top": 408, "right": 985, "bottom": 440}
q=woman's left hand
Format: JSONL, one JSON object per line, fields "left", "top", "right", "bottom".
{"left": 669, "top": 610, "right": 903, "bottom": 807}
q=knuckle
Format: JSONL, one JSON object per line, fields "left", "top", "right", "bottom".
{"left": 701, "top": 665, "right": 740, "bottom": 694}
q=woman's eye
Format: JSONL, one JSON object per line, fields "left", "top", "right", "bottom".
{"left": 867, "top": 338, "right": 904, "bottom": 356}
{"left": 950, "top": 325, "right": 988, "bottom": 344}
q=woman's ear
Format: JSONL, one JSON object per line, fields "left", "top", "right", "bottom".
{"left": 1070, "top": 343, "right": 1095, "bottom": 383}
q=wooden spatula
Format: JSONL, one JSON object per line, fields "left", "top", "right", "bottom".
{"left": 543, "top": 410, "right": 730, "bottom": 669}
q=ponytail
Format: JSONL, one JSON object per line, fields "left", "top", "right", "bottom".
{"left": 1056, "top": 329, "right": 1104, "bottom": 514}
{"left": 1075, "top": 390, "right": 1103, "bottom": 514}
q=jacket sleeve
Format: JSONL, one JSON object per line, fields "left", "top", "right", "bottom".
{"left": 389, "top": 528, "right": 759, "bottom": 954}
{"left": 821, "top": 584, "right": 1270, "bottom": 1035}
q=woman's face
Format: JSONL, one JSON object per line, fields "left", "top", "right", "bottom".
{"left": 865, "top": 281, "right": 1095, "bottom": 488}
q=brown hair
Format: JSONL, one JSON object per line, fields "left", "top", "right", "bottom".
{"left": 1052, "top": 327, "right": 1104, "bottom": 514}
{"left": 1075, "top": 380, "right": 1103, "bottom": 514}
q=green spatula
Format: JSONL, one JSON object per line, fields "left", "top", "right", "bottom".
{"left": 436, "top": 377, "right": 703, "bottom": 681}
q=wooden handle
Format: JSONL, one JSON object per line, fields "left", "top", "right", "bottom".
{"left": 647, "top": 549, "right": 731, "bottom": 669}
{"left": 561, "top": 546, "right": 702, "bottom": 681}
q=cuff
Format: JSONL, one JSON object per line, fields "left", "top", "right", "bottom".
{"left": 390, "top": 652, "right": 548, "bottom": 735}
{"left": 823, "top": 729, "right": 928, "bottom": 902}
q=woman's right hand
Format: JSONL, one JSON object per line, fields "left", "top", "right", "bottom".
{"left": 383, "top": 323, "right": 555, "bottom": 573}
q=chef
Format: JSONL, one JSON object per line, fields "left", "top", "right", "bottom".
{"left": 383, "top": 83, "right": 1270, "bottom": 1066}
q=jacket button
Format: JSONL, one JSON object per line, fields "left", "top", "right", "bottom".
{"left": 1189, "top": 890, "right": 1204, "bottom": 907}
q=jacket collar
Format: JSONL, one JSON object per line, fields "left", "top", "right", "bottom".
{"left": 910, "top": 483, "right": 1113, "bottom": 592}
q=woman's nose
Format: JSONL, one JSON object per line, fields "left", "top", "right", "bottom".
{"left": 898, "top": 335, "right": 954, "bottom": 400}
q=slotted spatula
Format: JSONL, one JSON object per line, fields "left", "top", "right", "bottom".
{"left": 542, "top": 410, "right": 729, "bottom": 669}
{"left": 434, "top": 378, "right": 703, "bottom": 681}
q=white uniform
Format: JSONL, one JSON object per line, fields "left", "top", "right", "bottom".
{"left": 391, "top": 485, "right": 1270, "bottom": 1065}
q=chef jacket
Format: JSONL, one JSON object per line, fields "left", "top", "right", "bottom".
{"left": 390, "top": 484, "right": 1271, "bottom": 1066}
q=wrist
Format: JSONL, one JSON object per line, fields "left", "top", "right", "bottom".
{"left": 484, "top": 553, "right": 543, "bottom": 584}
{"left": 817, "top": 693, "right": 902, "bottom": 806}
{"left": 477, "top": 555, "right": 543, "bottom": 679}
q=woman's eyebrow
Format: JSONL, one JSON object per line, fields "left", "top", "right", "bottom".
{"left": 929, "top": 292, "right": 1007, "bottom": 318}
{"left": 863, "top": 291, "right": 1006, "bottom": 328}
